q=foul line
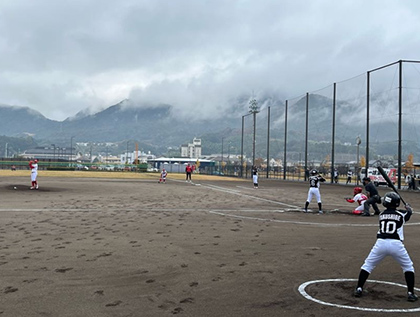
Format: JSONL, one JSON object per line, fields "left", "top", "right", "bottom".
{"left": 203, "top": 183, "right": 298, "bottom": 208}
{"left": 299, "top": 278, "right": 420, "bottom": 312}
{"left": 196, "top": 184, "right": 420, "bottom": 227}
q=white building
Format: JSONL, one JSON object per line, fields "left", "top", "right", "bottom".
{"left": 181, "top": 137, "right": 202, "bottom": 158}
{"left": 120, "top": 151, "right": 156, "bottom": 164}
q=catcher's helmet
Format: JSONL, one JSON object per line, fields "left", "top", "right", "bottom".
{"left": 353, "top": 187, "right": 363, "bottom": 195}
{"left": 310, "top": 169, "right": 318, "bottom": 175}
{"left": 382, "top": 192, "right": 400, "bottom": 208}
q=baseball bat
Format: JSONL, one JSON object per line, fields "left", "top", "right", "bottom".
{"left": 377, "top": 166, "right": 407, "bottom": 205}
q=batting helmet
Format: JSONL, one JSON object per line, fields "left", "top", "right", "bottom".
{"left": 362, "top": 177, "right": 370, "bottom": 182}
{"left": 353, "top": 187, "right": 363, "bottom": 195}
{"left": 382, "top": 192, "right": 400, "bottom": 208}
{"left": 310, "top": 169, "right": 318, "bottom": 175}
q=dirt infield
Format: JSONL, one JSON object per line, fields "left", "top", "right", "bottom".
{"left": 1, "top": 173, "right": 420, "bottom": 316}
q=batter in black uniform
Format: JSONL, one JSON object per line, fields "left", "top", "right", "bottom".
{"left": 362, "top": 177, "right": 381, "bottom": 216}
{"left": 354, "top": 192, "right": 417, "bottom": 302}
{"left": 304, "top": 170, "right": 326, "bottom": 214}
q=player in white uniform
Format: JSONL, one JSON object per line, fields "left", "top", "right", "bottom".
{"left": 354, "top": 192, "right": 418, "bottom": 302}
{"left": 345, "top": 187, "right": 367, "bottom": 215}
{"left": 304, "top": 170, "right": 325, "bottom": 214}
{"left": 29, "top": 159, "right": 39, "bottom": 190}
{"left": 158, "top": 169, "right": 167, "bottom": 183}
{"left": 252, "top": 166, "right": 258, "bottom": 189}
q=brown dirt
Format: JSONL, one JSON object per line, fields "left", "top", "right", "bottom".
{"left": 1, "top": 173, "right": 420, "bottom": 316}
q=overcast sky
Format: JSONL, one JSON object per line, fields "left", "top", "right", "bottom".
{"left": 1, "top": 0, "right": 420, "bottom": 121}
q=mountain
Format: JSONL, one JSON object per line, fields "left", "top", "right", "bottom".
{"left": 0, "top": 94, "right": 418, "bottom": 158}
{"left": 0, "top": 104, "right": 59, "bottom": 137}
{"left": 0, "top": 101, "right": 241, "bottom": 155}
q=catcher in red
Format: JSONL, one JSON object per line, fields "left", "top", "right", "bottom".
{"left": 345, "top": 187, "right": 367, "bottom": 215}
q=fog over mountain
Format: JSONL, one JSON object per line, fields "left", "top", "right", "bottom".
{"left": 1, "top": 1, "right": 420, "bottom": 122}
{"left": 1, "top": 92, "right": 419, "bottom": 160}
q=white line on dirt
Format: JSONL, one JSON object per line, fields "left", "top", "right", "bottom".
{"left": 299, "top": 278, "right": 420, "bottom": 312}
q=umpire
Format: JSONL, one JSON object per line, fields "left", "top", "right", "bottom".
{"left": 362, "top": 177, "right": 381, "bottom": 216}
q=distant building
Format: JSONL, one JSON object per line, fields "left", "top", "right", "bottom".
{"left": 21, "top": 146, "right": 78, "bottom": 161}
{"left": 148, "top": 157, "right": 215, "bottom": 172}
{"left": 181, "top": 137, "right": 202, "bottom": 158}
{"left": 120, "top": 151, "right": 156, "bottom": 164}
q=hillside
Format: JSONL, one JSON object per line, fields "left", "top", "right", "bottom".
{"left": 0, "top": 94, "right": 418, "bottom": 159}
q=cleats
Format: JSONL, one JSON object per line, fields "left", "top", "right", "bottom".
{"left": 362, "top": 213, "right": 370, "bottom": 217}
{"left": 318, "top": 210, "right": 323, "bottom": 214}
{"left": 408, "top": 292, "right": 418, "bottom": 302}
{"left": 354, "top": 287, "right": 363, "bottom": 297}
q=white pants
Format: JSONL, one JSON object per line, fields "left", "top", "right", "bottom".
{"left": 253, "top": 175, "right": 258, "bottom": 184}
{"left": 307, "top": 187, "right": 321, "bottom": 203}
{"left": 31, "top": 171, "right": 37, "bottom": 182}
{"left": 355, "top": 202, "right": 365, "bottom": 212}
{"left": 361, "top": 239, "right": 414, "bottom": 273}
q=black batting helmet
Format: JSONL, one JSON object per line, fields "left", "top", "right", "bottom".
{"left": 310, "top": 169, "right": 318, "bottom": 175}
{"left": 382, "top": 192, "right": 400, "bottom": 208}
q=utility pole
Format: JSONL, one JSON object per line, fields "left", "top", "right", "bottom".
{"left": 126, "top": 141, "right": 129, "bottom": 164}
{"left": 249, "top": 98, "right": 259, "bottom": 166}
{"left": 221, "top": 137, "right": 224, "bottom": 172}
{"left": 70, "top": 136, "right": 75, "bottom": 163}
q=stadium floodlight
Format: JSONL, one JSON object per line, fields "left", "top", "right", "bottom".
{"left": 70, "top": 136, "right": 75, "bottom": 162}
{"left": 356, "top": 136, "right": 361, "bottom": 185}
{"left": 249, "top": 98, "right": 260, "bottom": 166}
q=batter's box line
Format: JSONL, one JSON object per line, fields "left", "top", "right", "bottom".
{"left": 299, "top": 278, "right": 420, "bottom": 313}
{"left": 201, "top": 184, "right": 299, "bottom": 208}
{"left": 208, "top": 210, "right": 420, "bottom": 227}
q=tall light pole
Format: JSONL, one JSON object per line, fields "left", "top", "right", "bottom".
{"left": 356, "top": 136, "right": 361, "bottom": 185}
{"left": 52, "top": 144, "right": 55, "bottom": 161}
{"left": 241, "top": 112, "right": 252, "bottom": 178}
{"left": 70, "top": 136, "right": 75, "bottom": 163}
{"left": 249, "top": 98, "right": 260, "bottom": 166}
{"left": 126, "top": 141, "right": 129, "bottom": 164}
{"left": 221, "top": 137, "right": 224, "bottom": 172}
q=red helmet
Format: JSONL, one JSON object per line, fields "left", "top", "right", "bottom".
{"left": 34, "top": 159, "right": 38, "bottom": 163}
{"left": 353, "top": 187, "right": 363, "bottom": 195}
{"left": 29, "top": 160, "right": 33, "bottom": 164}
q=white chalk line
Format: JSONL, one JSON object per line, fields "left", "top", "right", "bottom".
{"left": 203, "top": 183, "right": 298, "bottom": 208}
{"left": 4, "top": 183, "right": 420, "bottom": 228}
{"left": 195, "top": 184, "right": 420, "bottom": 227}
{"left": 208, "top": 210, "right": 380, "bottom": 227}
{"left": 299, "top": 278, "right": 420, "bottom": 312}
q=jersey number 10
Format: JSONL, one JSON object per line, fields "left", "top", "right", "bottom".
{"left": 380, "top": 220, "right": 397, "bottom": 234}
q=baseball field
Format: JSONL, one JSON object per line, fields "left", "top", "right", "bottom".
{"left": 1, "top": 170, "right": 420, "bottom": 316}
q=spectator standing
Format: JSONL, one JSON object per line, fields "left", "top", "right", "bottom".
{"left": 185, "top": 163, "right": 193, "bottom": 182}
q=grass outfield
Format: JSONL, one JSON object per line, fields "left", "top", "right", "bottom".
{"left": 0, "top": 169, "right": 242, "bottom": 181}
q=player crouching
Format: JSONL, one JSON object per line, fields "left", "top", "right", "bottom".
{"left": 345, "top": 187, "right": 367, "bottom": 215}
{"left": 158, "top": 169, "right": 167, "bottom": 183}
